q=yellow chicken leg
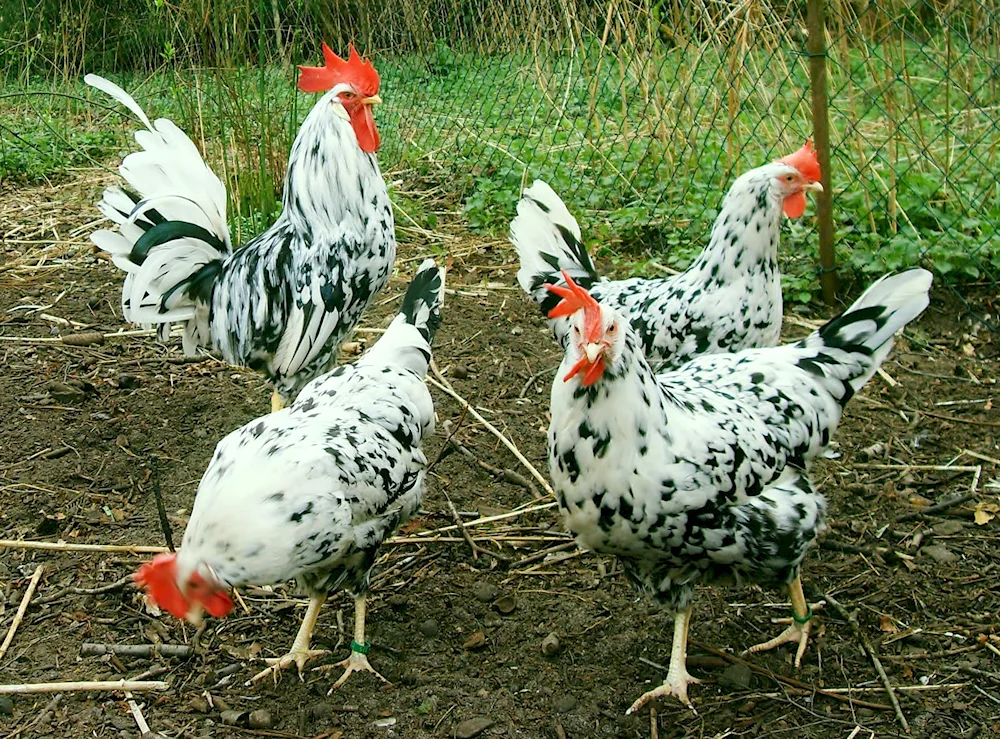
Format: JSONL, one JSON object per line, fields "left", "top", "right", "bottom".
{"left": 627, "top": 606, "right": 701, "bottom": 714}
{"left": 249, "top": 593, "right": 329, "bottom": 684}
{"left": 744, "top": 575, "right": 821, "bottom": 668}
{"left": 271, "top": 391, "right": 286, "bottom": 413}
{"left": 316, "top": 593, "right": 391, "bottom": 692}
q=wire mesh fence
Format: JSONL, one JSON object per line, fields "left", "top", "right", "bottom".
{"left": 820, "top": 1, "right": 1000, "bottom": 312}
{"left": 3, "top": 0, "right": 999, "bottom": 315}
{"left": 369, "top": 0, "right": 1000, "bottom": 313}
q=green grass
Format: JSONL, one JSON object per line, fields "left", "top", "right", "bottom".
{"left": 2, "top": 32, "right": 999, "bottom": 303}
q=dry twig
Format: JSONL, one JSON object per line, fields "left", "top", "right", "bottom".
{"left": 0, "top": 679, "right": 168, "bottom": 695}
{"left": 7, "top": 692, "right": 62, "bottom": 739}
{"left": 124, "top": 691, "right": 152, "bottom": 735}
{"left": 81, "top": 643, "right": 194, "bottom": 658}
{"left": 822, "top": 591, "right": 909, "bottom": 732}
{"left": 442, "top": 490, "right": 510, "bottom": 563}
{"left": 895, "top": 491, "right": 977, "bottom": 523}
{"left": 0, "top": 564, "right": 44, "bottom": 662}
{"left": 427, "top": 362, "right": 555, "bottom": 499}
{"left": 35, "top": 573, "right": 132, "bottom": 605}
{"left": 444, "top": 433, "right": 542, "bottom": 498}
{"left": 689, "top": 641, "right": 893, "bottom": 711}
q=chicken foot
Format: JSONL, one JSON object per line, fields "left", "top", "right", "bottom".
{"left": 315, "top": 593, "right": 391, "bottom": 692}
{"left": 627, "top": 606, "right": 701, "bottom": 714}
{"left": 744, "top": 575, "right": 822, "bottom": 668}
{"left": 249, "top": 593, "right": 329, "bottom": 684}
{"left": 271, "top": 391, "right": 286, "bottom": 413}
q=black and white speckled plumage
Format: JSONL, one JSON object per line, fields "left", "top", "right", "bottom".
{"left": 547, "top": 270, "right": 931, "bottom": 612}
{"left": 512, "top": 164, "right": 806, "bottom": 368}
{"left": 87, "top": 75, "right": 395, "bottom": 400}
{"left": 174, "top": 259, "right": 442, "bottom": 601}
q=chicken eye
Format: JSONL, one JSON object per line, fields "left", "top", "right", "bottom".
{"left": 607, "top": 324, "right": 617, "bottom": 334}
{"left": 341, "top": 91, "right": 356, "bottom": 101}
{"left": 573, "top": 326, "right": 581, "bottom": 334}
{"left": 784, "top": 174, "right": 796, "bottom": 183}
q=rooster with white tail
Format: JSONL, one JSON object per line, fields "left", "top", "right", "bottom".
{"left": 542, "top": 267, "right": 931, "bottom": 712}
{"left": 134, "top": 259, "right": 443, "bottom": 689}
{"left": 512, "top": 143, "right": 822, "bottom": 368}
{"left": 87, "top": 43, "right": 395, "bottom": 411}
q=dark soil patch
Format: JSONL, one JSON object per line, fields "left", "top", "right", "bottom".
{"left": 2, "top": 176, "right": 1000, "bottom": 738}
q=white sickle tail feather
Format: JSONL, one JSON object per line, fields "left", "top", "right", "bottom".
{"left": 359, "top": 259, "right": 444, "bottom": 378}
{"left": 85, "top": 74, "right": 232, "bottom": 351}
{"left": 795, "top": 268, "right": 932, "bottom": 405}
{"left": 510, "top": 180, "right": 598, "bottom": 315}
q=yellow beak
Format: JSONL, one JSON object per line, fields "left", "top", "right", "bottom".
{"left": 360, "top": 94, "right": 383, "bottom": 106}
{"left": 584, "top": 343, "right": 602, "bottom": 364}
{"left": 805, "top": 181, "right": 824, "bottom": 193}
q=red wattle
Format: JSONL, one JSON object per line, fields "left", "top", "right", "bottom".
{"left": 581, "top": 357, "right": 606, "bottom": 386}
{"left": 563, "top": 354, "right": 589, "bottom": 383}
{"left": 783, "top": 191, "right": 806, "bottom": 218}
{"left": 351, "top": 105, "right": 380, "bottom": 153}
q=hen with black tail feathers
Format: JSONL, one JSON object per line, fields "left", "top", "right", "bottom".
{"left": 512, "top": 142, "right": 822, "bottom": 368}
{"left": 87, "top": 44, "right": 394, "bottom": 410}
{"left": 134, "top": 258, "right": 444, "bottom": 690}
{"left": 542, "top": 267, "right": 931, "bottom": 712}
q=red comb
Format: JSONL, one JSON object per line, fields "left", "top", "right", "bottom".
{"left": 134, "top": 553, "right": 189, "bottom": 619}
{"left": 297, "top": 43, "right": 380, "bottom": 95}
{"left": 544, "top": 271, "right": 602, "bottom": 344}
{"left": 777, "top": 140, "right": 821, "bottom": 183}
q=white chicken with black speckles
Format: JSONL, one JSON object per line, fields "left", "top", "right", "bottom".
{"left": 135, "top": 259, "right": 444, "bottom": 691}
{"left": 542, "top": 268, "right": 931, "bottom": 712}
{"left": 87, "top": 44, "right": 395, "bottom": 411}
{"left": 512, "top": 143, "right": 822, "bottom": 368}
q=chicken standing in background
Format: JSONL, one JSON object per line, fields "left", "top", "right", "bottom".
{"left": 88, "top": 43, "right": 395, "bottom": 411}
{"left": 134, "top": 259, "right": 443, "bottom": 688}
{"left": 512, "top": 143, "right": 822, "bottom": 369}
{"left": 542, "top": 268, "right": 930, "bottom": 711}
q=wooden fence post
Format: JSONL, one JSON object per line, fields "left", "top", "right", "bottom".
{"left": 807, "top": 0, "right": 837, "bottom": 304}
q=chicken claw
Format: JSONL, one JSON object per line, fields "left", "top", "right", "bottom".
{"left": 627, "top": 668, "right": 702, "bottom": 715}
{"left": 315, "top": 640, "right": 391, "bottom": 693}
{"left": 250, "top": 647, "right": 330, "bottom": 684}
{"left": 744, "top": 577, "right": 823, "bottom": 668}
{"left": 246, "top": 594, "right": 328, "bottom": 685}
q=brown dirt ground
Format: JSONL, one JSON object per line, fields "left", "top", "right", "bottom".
{"left": 2, "top": 175, "right": 1000, "bottom": 739}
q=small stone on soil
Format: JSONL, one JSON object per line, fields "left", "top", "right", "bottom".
{"left": 933, "top": 520, "right": 965, "bottom": 536}
{"left": 473, "top": 582, "right": 499, "bottom": 603}
{"left": 462, "top": 630, "right": 487, "bottom": 650}
{"left": 187, "top": 696, "right": 210, "bottom": 713}
{"left": 493, "top": 595, "right": 516, "bottom": 614}
{"left": 46, "top": 380, "right": 85, "bottom": 402}
{"left": 455, "top": 717, "right": 494, "bottom": 738}
{"left": 922, "top": 544, "right": 959, "bottom": 564}
{"left": 117, "top": 373, "right": 141, "bottom": 389}
{"left": 541, "top": 632, "right": 561, "bottom": 656}
{"left": 0, "top": 696, "right": 13, "bottom": 715}
{"left": 719, "top": 663, "right": 753, "bottom": 690}
{"left": 248, "top": 709, "right": 274, "bottom": 729}
{"left": 220, "top": 710, "right": 247, "bottom": 726}
{"left": 553, "top": 695, "right": 578, "bottom": 713}
{"left": 418, "top": 618, "right": 439, "bottom": 637}
{"left": 451, "top": 365, "right": 469, "bottom": 380}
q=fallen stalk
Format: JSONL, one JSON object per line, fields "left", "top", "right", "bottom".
{"left": 0, "top": 564, "right": 44, "bottom": 662}
{"left": 689, "top": 641, "right": 893, "bottom": 712}
{"left": 427, "top": 363, "right": 555, "bottom": 499}
{"left": 0, "top": 680, "right": 169, "bottom": 695}
{"left": 81, "top": 643, "right": 194, "bottom": 658}
{"left": 822, "top": 591, "right": 909, "bottom": 731}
